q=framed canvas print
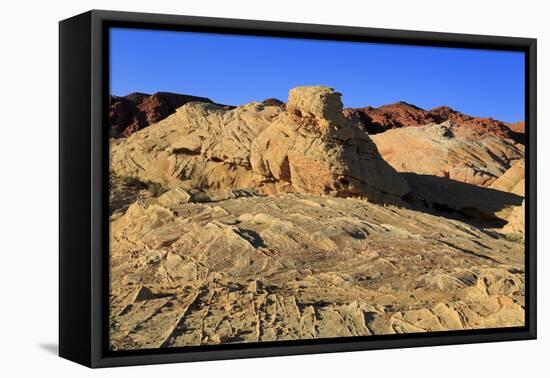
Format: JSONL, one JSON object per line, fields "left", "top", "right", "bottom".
{"left": 59, "top": 10, "right": 537, "bottom": 368}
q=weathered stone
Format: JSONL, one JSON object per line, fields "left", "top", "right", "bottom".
{"left": 490, "top": 159, "right": 525, "bottom": 196}
{"left": 502, "top": 200, "right": 525, "bottom": 237}
{"left": 108, "top": 86, "right": 525, "bottom": 351}
{"left": 345, "top": 102, "right": 524, "bottom": 144}
{"left": 109, "top": 194, "right": 524, "bottom": 350}
{"left": 371, "top": 122, "right": 524, "bottom": 187}
{"left": 158, "top": 187, "right": 191, "bottom": 207}
{"left": 111, "top": 86, "right": 409, "bottom": 204}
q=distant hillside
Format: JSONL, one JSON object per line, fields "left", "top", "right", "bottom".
{"left": 109, "top": 92, "right": 216, "bottom": 137}
{"left": 110, "top": 91, "right": 524, "bottom": 144}
{"left": 344, "top": 102, "right": 524, "bottom": 144}
{"left": 507, "top": 121, "right": 525, "bottom": 134}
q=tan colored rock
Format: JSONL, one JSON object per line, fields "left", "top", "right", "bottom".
{"left": 286, "top": 86, "right": 346, "bottom": 125}
{"left": 108, "top": 86, "right": 525, "bottom": 351}
{"left": 390, "top": 147, "right": 525, "bottom": 224}
{"left": 250, "top": 88, "right": 409, "bottom": 201}
{"left": 110, "top": 101, "right": 278, "bottom": 189}
{"left": 502, "top": 200, "right": 525, "bottom": 237}
{"left": 111, "top": 86, "right": 409, "bottom": 203}
{"left": 109, "top": 193, "right": 524, "bottom": 350}
{"left": 490, "top": 159, "right": 525, "bottom": 196}
{"left": 371, "top": 122, "right": 524, "bottom": 187}
{"left": 157, "top": 187, "right": 191, "bottom": 207}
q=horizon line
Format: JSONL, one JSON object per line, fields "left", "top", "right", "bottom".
{"left": 109, "top": 89, "right": 525, "bottom": 124}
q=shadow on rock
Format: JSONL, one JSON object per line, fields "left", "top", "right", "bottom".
{"left": 402, "top": 172, "right": 523, "bottom": 227}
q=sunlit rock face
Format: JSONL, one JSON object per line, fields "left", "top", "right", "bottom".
{"left": 111, "top": 86, "right": 409, "bottom": 203}
{"left": 108, "top": 86, "right": 525, "bottom": 351}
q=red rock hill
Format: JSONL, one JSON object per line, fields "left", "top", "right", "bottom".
{"left": 507, "top": 121, "right": 525, "bottom": 134}
{"left": 109, "top": 92, "right": 524, "bottom": 144}
{"left": 109, "top": 92, "right": 214, "bottom": 137}
{"left": 345, "top": 102, "right": 524, "bottom": 144}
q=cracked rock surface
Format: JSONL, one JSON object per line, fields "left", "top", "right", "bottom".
{"left": 109, "top": 86, "right": 525, "bottom": 351}
{"left": 109, "top": 192, "right": 524, "bottom": 350}
{"left": 371, "top": 122, "right": 524, "bottom": 187}
{"left": 110, "top": 86, "right": 409, "bottom": 204}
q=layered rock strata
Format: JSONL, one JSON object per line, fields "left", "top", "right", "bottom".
{"left": 111, "top": 86, "right": 409, "bottom": 203}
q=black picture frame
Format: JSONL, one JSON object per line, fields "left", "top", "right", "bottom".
{"left": 59, "top": 9, "right": 537, "bottom": 368}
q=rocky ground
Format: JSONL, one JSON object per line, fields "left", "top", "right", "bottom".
{"left": 109, "top": 86, "right": 525, "bottom": 351}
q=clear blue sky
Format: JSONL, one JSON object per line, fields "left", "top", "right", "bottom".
{"left": 110, "top": 28, "right": 525, "bottom": 123}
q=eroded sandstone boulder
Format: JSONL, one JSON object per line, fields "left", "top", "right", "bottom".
{"left": 110, "top": 101, "right": 279, "bottom": 189}
{"left": 111, "top": 86, "right": 409, "bottom": 203}
{"left": 286, "top": 86, "right": 346, "bottom": 125}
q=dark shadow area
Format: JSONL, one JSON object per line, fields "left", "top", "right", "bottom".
{"left": 401, "top": 172, "right": 523, "bottom": 228}
{"left": 38, "top": 343, "right": 58, "bottom": 356}
{"left": 234, "top": 228, "right": 267, "bottom": 248}
{"left": 346, "top": 229, "right": 367, "bottom": 240}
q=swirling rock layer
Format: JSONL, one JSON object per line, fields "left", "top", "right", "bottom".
{"left": 109, "top": 193, "right": 524, "bottom": 350}
{"left": 109, "top": 86, "right": 525, "bottom": 350}
{"left": 371, "top": 122, "right": 524, "bottom": 187}
{"left": 111, "top": 86, "right": 409, "bottom": 203}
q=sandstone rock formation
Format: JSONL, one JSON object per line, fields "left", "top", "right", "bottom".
{"left": 371, "top": 122, "right": 524, "bottom": 187}
{"left": 345, "top": 102, "right": 524, "bottom": 144}
{"left": 110, "top": 91, "right": 524, "bottom": 144}
{"left": 502, "top": 200, "right": 525, "bottom": 237}
{"left": 488, "top": 160, "right": 526, "bottom": 238}
{"left": 109, "top": 92, "right": 216, "bottom": 137}
{"left": 370, "top": 123, "right": 524, "bottom": 224}
{"left": 109, "top": 193, "right": 524, "bottom": 350}
{"left": 109, "top": 85, "right": 526, "bottom": 351}
{"left": 111, "top": 86, "right": 409, "bottom": 203}
{"left": 490, "top": 159, "right": 525, "bottom": 196}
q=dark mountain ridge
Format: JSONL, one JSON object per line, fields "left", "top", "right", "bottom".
{"left": 109, "top": 92, "right": 524, "bottom": 144}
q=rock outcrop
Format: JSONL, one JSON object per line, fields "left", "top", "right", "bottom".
{"left": 111, "top": 86, "right": 409, "bottom": 203}
{"left": 110, "top": 91, "right": 525, "bottom": 144}
{"left": 345, "top": 102, "right": 524, "bottom": 144}
{"left": 108, "top": 86, "right": 526, "bottom": 351}
{"left": 488, "top": 160, "right": 525, "bottom": 238}
{"left": 490, "top": 159, "right": 525, "bottom": 196}
{"left": 109, "top": 193, "right": 525, "bottom": 350}
{"left": 502, "top": 200, "right": 525, "bottom": 237}
{"left": 371, "top": 122, "right": 524, "bottom": 187}
{"left": 109, "top": 92, "right": 216, "bottom": 137}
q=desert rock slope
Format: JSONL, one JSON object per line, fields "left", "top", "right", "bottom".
{"left": 109, "top": 86, "right": 525, "bottom": 351}
{"left": 345, "top": 102, "right": 524, "bottom": 144}
{"left": 109, "top": 92, "right": 219, "bottom": 138}
{"left": 111, "top": 86, "right": 409, "bottom": 203}
{"left": 370, "top": 122, "right": 524, "bottom": 187}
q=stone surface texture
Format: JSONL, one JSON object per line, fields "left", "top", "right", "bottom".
{"left": 109, "top": 86, "right": 526, "bottom": 350}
